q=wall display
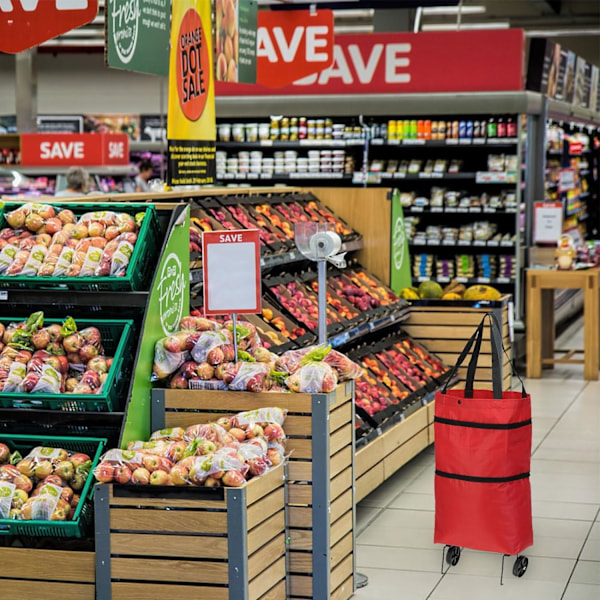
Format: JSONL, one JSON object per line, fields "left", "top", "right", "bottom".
{"left": 105, "top": 0, "right": 170, "bottom": 77}
{"left": 84, "top": 113, "right": 140, "bottom": 139}
{"left": 217, "top": 29, "right": 525, "bottom": 96}
{"left": 256, "top": 8, "right": 334, "bottom": 88}
{"left": 167, "top": 0, "right": 216, "bottom": 186}
{"left": 37, "top": 115, "right": 84, "bottom": 134}
{"left": 214, "top": 0, "right": 258, "bottom": 84}
{"left": 0, "top": 0, "right": 98, "bottom": 54}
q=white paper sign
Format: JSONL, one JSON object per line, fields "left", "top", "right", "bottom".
{"left": 534, "top": 202, "right": 563, "bottom": 243}
{"left": 202, "top": 230, "right": 261, "bottom": 315}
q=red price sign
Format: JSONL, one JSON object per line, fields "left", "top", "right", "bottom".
{"left": 202, "top": 230, "right": 261, "bottom": 316}
{"left": 0, "top": 0, "right": 98, "bottom": 54}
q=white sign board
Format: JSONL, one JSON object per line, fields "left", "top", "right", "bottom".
{"left": 534, "top": 202, "right": 563, "bottom": 243}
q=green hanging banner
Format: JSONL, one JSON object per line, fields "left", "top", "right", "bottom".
{"left": 389, "top": 189, "right": 412, "bottom": 293}
{"left": 120, "top": 204, "right": 190, "bottom": 447}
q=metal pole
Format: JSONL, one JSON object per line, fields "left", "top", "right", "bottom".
{"left": 15, "top": 49, "right": 37, "bottom": 133}
{"left": 317, "top": 260, "right": 327, "bottom": 344}
{"left": 232, "top": 313, "right": 239, "bottom": 358}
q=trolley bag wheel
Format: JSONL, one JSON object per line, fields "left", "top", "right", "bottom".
{"left": 513, "top": 555, "right": 528, "bottom": 577}
{"left": 446, "top": 546, "right": 461, "bottom": 566}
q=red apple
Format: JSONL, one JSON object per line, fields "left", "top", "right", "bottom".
{"left": 114, "top": 466, "right": 132, "bottom": 485}
{"left": 0, "top": 442, "right": 10, "bottom": 463}
{"left": 131, "top": 467, "right": 150, "bottom": 485}
{"left": 94, "top": 462, "right": 115, "bottom": 483}
{"left": 13, "top": 474, "right": 33, "bottom": 493}
{"left": 222, "top": 470, "right": 245, "bottom": 487}
{"left": 264, "top": 423, "right": 285, "bottom": 442}
{"left": 229, "top": 428, "right": 246, "bottom": 443}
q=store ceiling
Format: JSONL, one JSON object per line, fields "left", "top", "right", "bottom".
{"left": 38, "top": 0, "right": 600, "bottom": 65}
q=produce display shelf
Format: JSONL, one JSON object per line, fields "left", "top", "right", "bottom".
{"left": 189, "top": 239, "right": 365, "bottom": 283}
{"left": 16, "top": 166, "right": 138, "bottom": 176}
{"left": 219, "top": 172, "right": 353, "bottom": 182}
{"left": 150, "top": 384, "right": 356, "bottom": 600}
{"left": 95, "top": 465, "right": 286, "bottom": 600}
{"left": 410, "top": 240, "right": 516, "bottom": 248}
{"left": 0, "top": 289, "right": 149, "bottom": 307}
{"left": 0, "top": 318, "right": 134, "bottom": 412}
{"left": 404, "top": 206, "right": 518, "bottom": 214}
{"left": 329, "top": 307, "right": 410, "bottom": 348}
{"left": 0, "top": 203, "right": 158, "bottom": 292}
{"left": 0, "top": 434, "right": 105, "bottom": 538}
{"left": 355, "top": 397, "right": 436, "bottom": 503}
{"left": 0, "top": 546, "right": 95, "bottom": 600}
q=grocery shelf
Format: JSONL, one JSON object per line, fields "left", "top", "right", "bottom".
{"left": 371, "top": 137, "right": 519, "bottom": 148}
{"left": 410, "top": 240, "right": 516, "bottom": 248}
{"left": 17, "top": 166, "right": 139, "bottom": 176}
{"left": 218, "top": 172, "right": 352, "bottom": 182}
{"left": 413, "top": 276, "right": 515, "bottom": 285}
{"left": 404, "top": 206, "right": 518, "bottom": 215}
{"left": 0, "top": 288, "right": 149, "bottom": 307}
{"left": 218, "top": 139, "right": 365, "bottom": 149}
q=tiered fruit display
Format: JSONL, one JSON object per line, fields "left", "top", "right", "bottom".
{"left": 307, "top": 279, "right": 360, "bottom": 321}
{"left": 152, "top": 316, "right": 362, "bottom": 394}
{"left": 0, "top": 312, "right": 114, "bottom": 395}
{"left": 0, "top": 203, "right": 143, "bottom": 278}
{"left": 400, "top": 280, "right": 501, "bottom": 301}
{"left": 261, "top": 305, "right": 307, "bottom": 342}
{"left": 0, "top": 444, "right": 92, "bottom": 521}
{"left": 94, "top": 406, "right": 288, "bottom": 488}
{"left": 355, "top": 371, "right": 401, "bottom": 417}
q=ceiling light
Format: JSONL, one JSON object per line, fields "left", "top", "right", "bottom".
{"left": 422, "top": 6, "right": 486, "bottom": 15}
{"left": 526, "top": 29, "right": 600, "bottom": 37}
{"left": 422, "top": 22, "right": 510, "bottom": 31}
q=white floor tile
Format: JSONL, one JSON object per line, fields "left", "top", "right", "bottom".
{"left": 356, "top": 505, "right": 382, "bottom": 536}
{"left": 450, "top": 552, "right": 575, "bottom": 583}
{"left": 356, "top": 544, "right": 441, "bottom": 573}
{"left": 563, "top": 582, "right": 600, "bottom": 599}
{"left": 526, "top": 535, "right": 587, "bottom": 559}
{"left": 388, "top": 492, "right": 435, "bottom": 512}
{"left": 570, "top": 561, "right": 600, "bottom": 585}
{"left": 532, "top": 500, "right": 599, "bottom": 521}
{"left": 532, "top": 518, "right": 595, "bottom": 540}
{"left": 430, "top": 573, "right": 565, "bottom": 600}
{"left": 580, "top": 539, "right": 600, "bottom": 561}
{"left": 352, "top": 568, "right": 442, "bottom": 599}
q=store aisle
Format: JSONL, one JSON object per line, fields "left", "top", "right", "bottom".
{"left": 355, "top": 328, "right": 600, "bottom": 600}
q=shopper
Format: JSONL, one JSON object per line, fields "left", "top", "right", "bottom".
{"left": 55, "top": 167, "right": 90, "bottom": 196}
{"left": 135, "top": 160, "right": 153, "bottom": 192}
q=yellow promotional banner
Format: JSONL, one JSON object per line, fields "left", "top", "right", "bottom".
{"left": 167, "top": 0, "right": 216, "bottom": 186}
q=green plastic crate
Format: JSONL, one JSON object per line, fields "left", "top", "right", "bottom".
{"left": 0, "top": 434, "right": 105, "bottom": 538}
{"left": 0, "top": 317, "right": 134, "bottom": 411}
{"left": 0, "top": 202, "right": 158, "bottom": 291}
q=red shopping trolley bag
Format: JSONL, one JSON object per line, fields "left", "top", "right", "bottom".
{"left": 434, "top": 313, "right": 533, "bottom": 555}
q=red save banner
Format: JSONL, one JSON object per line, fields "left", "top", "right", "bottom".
{"left": 20, "top": 133, "right": 130, "bottom": 167}
{"left": 217, "top": 29, "right": 525, "bottom": 96}
{"left": 0, "top": 0, "right": 98, "bottom": 54}
{"left": 257, "top": 9, "right": 334, "bottom": 88}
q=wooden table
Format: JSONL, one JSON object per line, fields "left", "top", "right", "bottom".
{"left": 526, "top": 268, "right": 599, "bottom": 380}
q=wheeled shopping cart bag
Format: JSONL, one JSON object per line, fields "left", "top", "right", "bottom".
{"left": 434, "top": 313, "right": 533, "bottom": 556}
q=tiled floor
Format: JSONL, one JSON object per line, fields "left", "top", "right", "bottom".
{"left": 355, "top": 325, "right": 600, "bottom": 599}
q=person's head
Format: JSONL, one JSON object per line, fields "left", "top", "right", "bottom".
{"left": 65, "top": 167, "right": 89, "bottom": 193}
{"left": 139, "top": 160, "right": 153, "bottom": 180}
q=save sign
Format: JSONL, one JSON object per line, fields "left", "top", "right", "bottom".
{"left": 0, "top": 0, "right": 98, "bottom": 53}
{"left": 256, "top": 9, "right": 334, "bottom": 88}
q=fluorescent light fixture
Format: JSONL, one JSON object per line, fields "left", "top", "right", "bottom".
{"left": 335, "top": 24, "right": 374, "bottom": 34}
{"left": 422, "top": 5, "right": 486, "bottom": 15}
{"left": 333, "top": 9, "right": 374, "bottom": 19}
{"left": 526, "top": 29, "right": 600, "bottom": 37}
{"left": 422, "top": 21, "right": 510, "bottom": 31}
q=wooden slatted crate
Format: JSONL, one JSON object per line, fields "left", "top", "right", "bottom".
{"left": 0, "top": 546, "right": 95, "bottom": 600}
{"left": 402, "top": 296, "right": 512, "bottom": 391}
{"left": 355, "top": 402, "right": 433, "bottom": 503}
{"left": 94, "top": 464, "right": 286, "bottom": 600}
{"left": 150, "top": 382, "right": 356, "bottom": 600}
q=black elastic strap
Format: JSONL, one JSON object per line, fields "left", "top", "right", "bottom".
{"left": 442, "top": 321, "right": 484, "bottom": 394}
{"left": 435, "top": 469, "right": 530, "bottom": 484}
{"left": 434, "top": 416, "right": 532, "bottom": 430}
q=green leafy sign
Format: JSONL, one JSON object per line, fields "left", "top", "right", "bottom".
{"left": 389, "top": 189, "right": 412, "bottom": 292}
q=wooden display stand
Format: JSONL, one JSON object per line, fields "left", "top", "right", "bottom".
{"left": 150, "top": 384, "right": 356, "bottom": 600}
{"left": 527, "top": 268, "right": 599, "bottom": 380}
{"left": 355, "top": 402, "right": 434, "bottom": 503}
{"left": 94, "top": 466, "right": 285, "bottom": 600}
{"left": 0, "top": 546, "right": 95, "bottom": 600}
{"left": 402, "top": 296, "right": 513, "bottom": 391}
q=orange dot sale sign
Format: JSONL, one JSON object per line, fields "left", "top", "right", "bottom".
{"left": 167, "top": 0, "right": 216, "bottom": 187}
